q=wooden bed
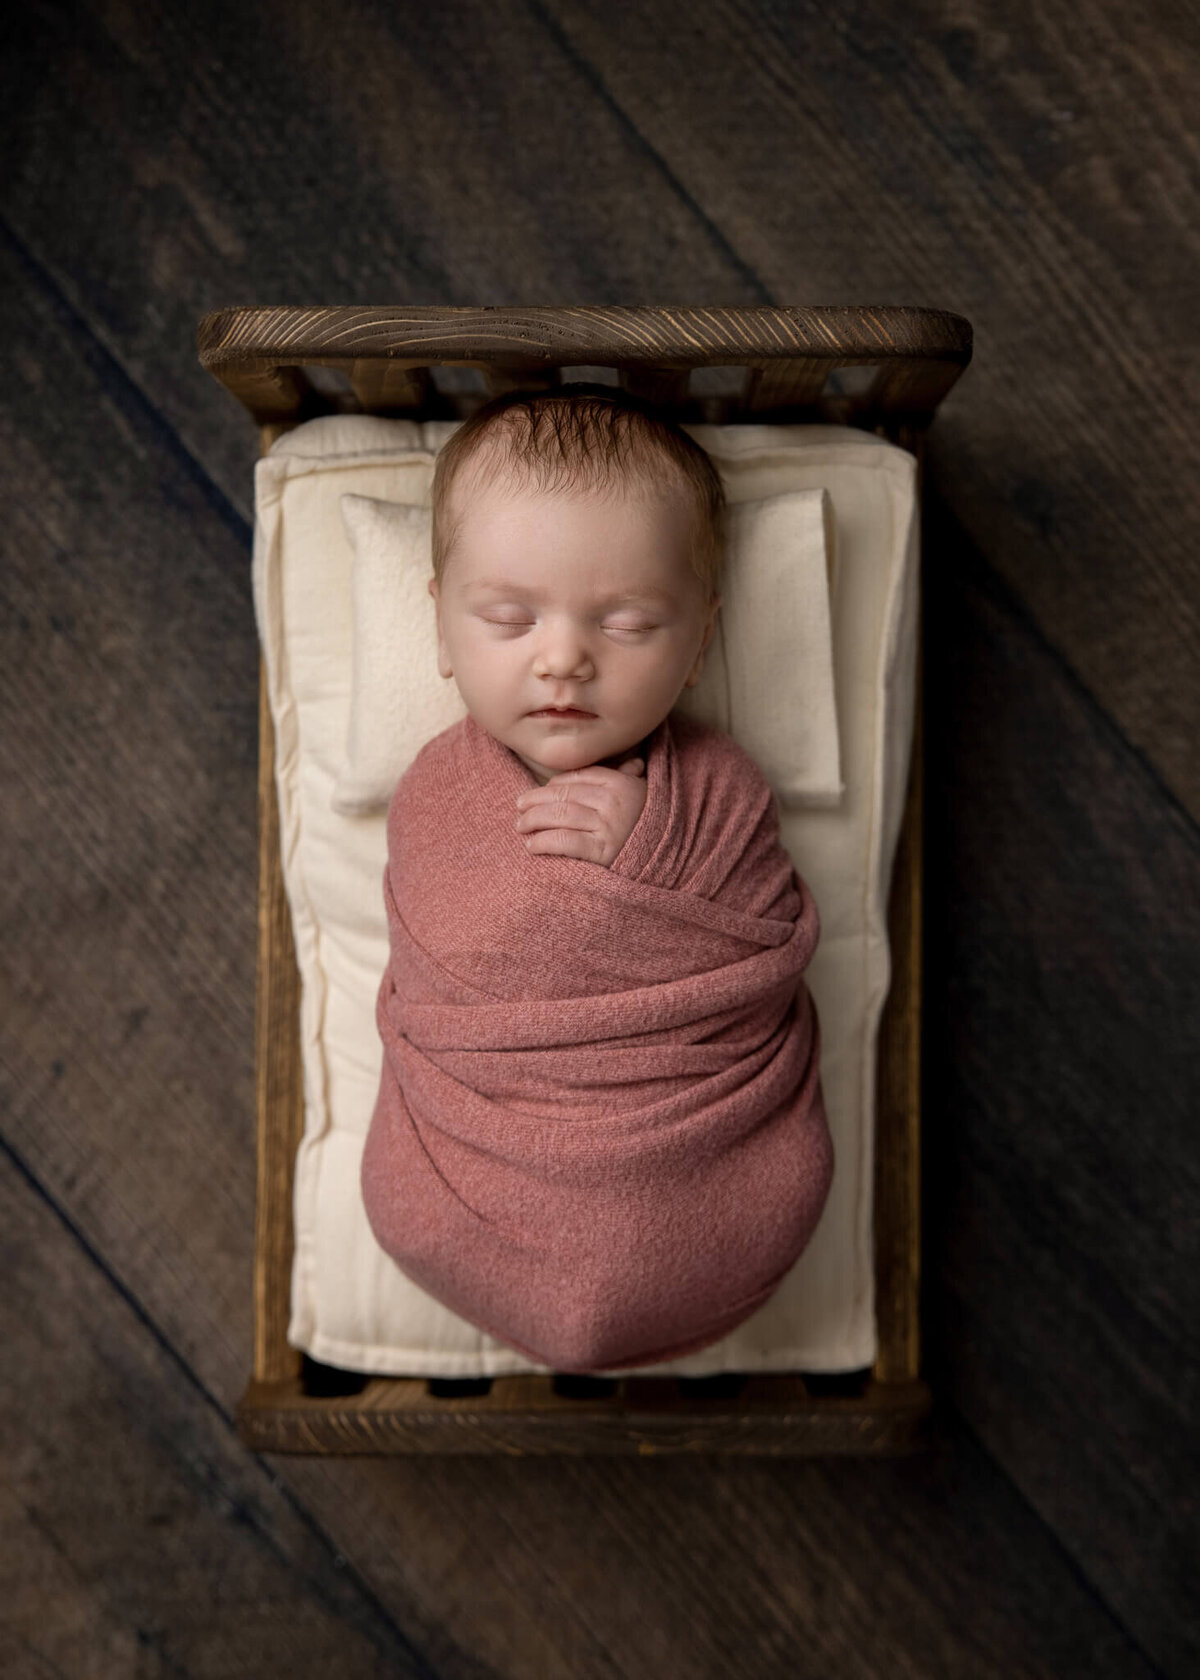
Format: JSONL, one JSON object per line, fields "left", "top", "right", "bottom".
{"left": 197, "top": 304, "right": 973, "bottom": 1455}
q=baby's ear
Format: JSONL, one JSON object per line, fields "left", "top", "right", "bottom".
{"left": 684, "top": 598, "right": 721, "bottom": 689}
{"left": 427, "top": 577, "right": 453, "bottom": 677}
{"left": 699, "top": 594, "right": 722, "bottom": 650}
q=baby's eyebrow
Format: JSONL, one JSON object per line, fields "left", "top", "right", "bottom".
{"left": 464, "top": 578, "right": 676, "bottom": 605}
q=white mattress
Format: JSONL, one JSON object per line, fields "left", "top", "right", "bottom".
{"left": 252, "top": 415, "right": 920, "bottom": 1376}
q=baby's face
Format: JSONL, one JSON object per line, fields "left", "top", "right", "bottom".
{"left": 429, "top": 466, "right": 720, "bottom": 785}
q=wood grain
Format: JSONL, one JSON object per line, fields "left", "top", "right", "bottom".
{"left": 0, "top": 224, "right": 261, "bottom": 1392}
{"left": 0, "top": 1150, "right": 458, "bottom": 1679}
{"left": 197, "top": 302, "right": 971, "bottom": 429}
{"left": 919, "top": 466, "right": 1200, "bottom": 1676}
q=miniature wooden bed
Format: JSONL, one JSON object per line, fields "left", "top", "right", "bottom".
{"left": 197, "top": 304, "right": 972, "bottom": 1455}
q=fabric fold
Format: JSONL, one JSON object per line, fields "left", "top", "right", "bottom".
{"left": 360, "top": 710, "right": 835, "bottom": 1371}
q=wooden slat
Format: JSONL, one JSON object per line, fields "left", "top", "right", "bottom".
{"left": 254, "top": 656, "right": 304, "bottom": 1385}
{"left": 743, "top": 357, "right": 835, "bottom": 414}
{"left": 208, "top": 359, "right": 332, "bottom": 426}
{"left": 347, "top": 358, "right": 433, "bottom": 413}
{"left": 619, "top": 365, "right": 693, "bottom": 406}
{"left": 869, "top": 358, "right": 973, "bottom": 422}
{"left": 237, "top": 1373, "right": 930, "bottom": 1456}
{"left": 481, "top": 362, "right": 561, "bottom": 397}
{"left": 873, "top": 429, "right": 926, "bottom": 1384}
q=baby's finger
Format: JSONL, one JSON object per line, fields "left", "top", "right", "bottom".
{"left": 522, "top": 827, "right": 606, "bottom": 864}
{"left": 516, "top": 780, "right": 608, "bottom": 819}
{"left": 516, "top": 763, "right": 641, "bottom": 806}
{"left": 515, "top": 797, "right": 599, "bottom": 835}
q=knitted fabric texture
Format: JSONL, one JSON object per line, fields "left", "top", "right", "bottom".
{"left": 360, "top": 709, "right": 835, "bottom": 1372}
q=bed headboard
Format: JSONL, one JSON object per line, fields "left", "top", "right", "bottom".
{"left": 197, "top": 304, "right": 972, "bottom": 447}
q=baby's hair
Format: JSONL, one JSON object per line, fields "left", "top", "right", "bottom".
{"left": 430, "top": 382, "right": 726, "bottom": 607}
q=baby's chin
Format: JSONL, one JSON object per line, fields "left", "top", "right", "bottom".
{"left": 512, "top": 746, "right": 602, "bottom": 785}
{"left": 507, "top": 732, "right": 652, "bottom": 785}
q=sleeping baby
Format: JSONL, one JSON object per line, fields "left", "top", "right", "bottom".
{"left": 360, "top": 384, "right": 835, "bottom": 1373}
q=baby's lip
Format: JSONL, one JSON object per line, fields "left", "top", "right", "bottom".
{"left": 527, "top": 705, "right": 596, "bottom": 717}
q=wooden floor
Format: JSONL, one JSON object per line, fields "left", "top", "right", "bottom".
{"left": 2, "top": 2, "right": 1197, "bottom": 1674}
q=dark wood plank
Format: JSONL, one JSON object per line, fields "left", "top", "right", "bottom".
{"left": 0, "top": 1147, "right": 477, "bottom": 1680}
{"left": 921, "top": 471, "right": 1200, "bottom": 1678}
{"left": 271, "top": 1422, "right": 1160, "bottom": 1680}
{"left": 0, "top": 217, "right": 261, "bottom": 1382}
{"left": 541, "top": 0, "right": 1200, "bottom": 822}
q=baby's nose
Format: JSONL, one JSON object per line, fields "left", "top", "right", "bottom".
{"left": 533, "top": 628, "right": 594, "bottom": 677}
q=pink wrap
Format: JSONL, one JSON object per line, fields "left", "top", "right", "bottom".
{"left": 361, "top": 710, "right": 834, "bottom": 1372}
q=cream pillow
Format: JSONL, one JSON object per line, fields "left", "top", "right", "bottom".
{"left": 331, "top": 486, "right": 843, "bottom": 817}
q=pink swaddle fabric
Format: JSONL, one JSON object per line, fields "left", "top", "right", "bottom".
{"left": 361, "top": 709, "right": 834, "bottom": 1372}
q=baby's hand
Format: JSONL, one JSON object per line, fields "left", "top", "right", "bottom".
{"left": 514, "top": 758, "right": 647, "bottom": 867}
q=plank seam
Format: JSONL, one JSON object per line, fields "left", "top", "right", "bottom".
{"left": 527, "top": 0, "right": 774, "bottom": 307}
{"left": 0, "top": 1126, "right": 443, "bottom": 1677}
{"left": 923, "top": 462, "right": 1200, "bottom": 846}
{"left": 0, "top": 212, "right": 252, "bottom": 552}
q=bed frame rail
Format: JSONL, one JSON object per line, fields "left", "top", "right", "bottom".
{"left": 198, "top": 303, "right": 971, "bottom": 437}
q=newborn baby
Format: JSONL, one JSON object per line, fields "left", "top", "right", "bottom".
{"left": 361, "top": 384, "right": 835, "bottom": 1373}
